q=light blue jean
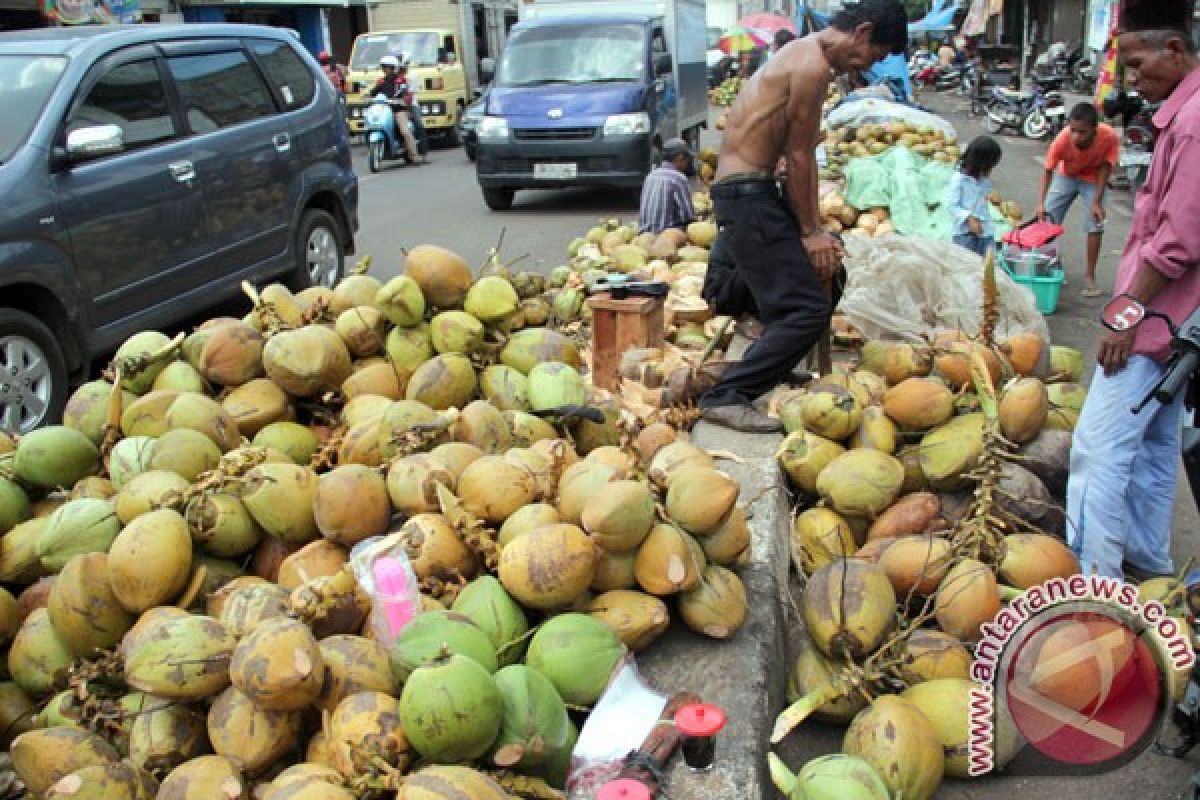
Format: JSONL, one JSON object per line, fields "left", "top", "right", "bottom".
{"left": 1066, "top": 356, "right": 1185, "bottom": 578}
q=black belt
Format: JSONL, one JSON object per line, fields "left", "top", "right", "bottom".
{"left": 710, "top": 178, "right": 779, "bottom": 198}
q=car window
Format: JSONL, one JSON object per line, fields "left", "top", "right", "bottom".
{"left": 250, "top": 39, "right": 316, "bottom": 110}
{"left": 0, "top": 55, "right": 66, "bottom": 163}
{"left": 66, "top": 59, "right": 175, "bottom": 152}
{"left": 167, "top": 51, "right": 275, "bottom": 133}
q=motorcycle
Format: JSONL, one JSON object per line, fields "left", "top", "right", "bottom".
{"left": 1103, "top": 294, "right": 1200, "bottom": 800}
{"left": 363, "top": 94, "right": 418, "bottom": 173}
{"left": 982, "top": 75, "right": 1066, "bottom": 139}
{"left": 910, "top": 50, "right": 940, "bottom": 90}
{"left": 1105, "top": 90, "right": 1159, "bottom": 191}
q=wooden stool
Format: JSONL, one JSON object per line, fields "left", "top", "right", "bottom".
{"left": 588, "top": 292, "right": 665, "bottom": 391}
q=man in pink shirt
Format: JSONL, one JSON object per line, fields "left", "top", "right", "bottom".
{"left": 1067, "top": 1, "right": 1200, "bottom": 581}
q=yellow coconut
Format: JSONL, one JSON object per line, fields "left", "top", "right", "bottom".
{"left": 998, "top": 377, "right": 1049, "bottom": 444}
{"left": 934, "top": 558, "right": 1000, "bottom": 643}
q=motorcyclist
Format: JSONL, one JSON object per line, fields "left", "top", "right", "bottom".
{"left": 371, "top": 55, "right": 426, "bottom": 164}
{"left": 398, "top": 60, "right": 430, "bottom": 158}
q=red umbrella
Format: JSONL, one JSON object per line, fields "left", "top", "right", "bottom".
{"left": 737, "top": 13, "right": 798, "bottom": 35}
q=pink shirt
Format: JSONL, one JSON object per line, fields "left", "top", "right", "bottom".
{"left": 1116, "top": 67, "right": 1200, "bottom": 362}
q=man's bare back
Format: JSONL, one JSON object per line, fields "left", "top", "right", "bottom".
{"left": 715, "top": 37, "right": 832, "bottom": 181}
{"left": 714, "top": 35, "right": 840, "bottom": 273}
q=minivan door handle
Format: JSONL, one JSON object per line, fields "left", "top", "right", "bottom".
{"left": 273, "top": 133, "right": 291, "bottom": 153}
{"left": 168, "top": 160, "right": 195, "bottom": 183}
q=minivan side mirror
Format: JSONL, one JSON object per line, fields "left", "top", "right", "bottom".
{"left": 654, "top": 53, "right": 672, "bottom": 77}
{"left": 480, "top": 57, "right": 495, "bottom": 83}
{"left": 65, "top": 125, "right": 124, "bottom": 162}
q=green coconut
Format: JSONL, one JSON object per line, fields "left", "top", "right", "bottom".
{"left": 10, "top": 727, "right": 121, "bottom": 797}
{"left": 451, "top": 576, "right": 530, "bottom": 666}
{"left": 465, "top": 276, "right": 520, "bottom": 323}
{"left": 0, "top": 518, "right": 48, "bottom": 584}
{"left": 480, "top": 365, "right": 531, "bottom": 412}
{"left": 527, "top": 362, "right": 588, "bottom": 412}
{"left": 114, "top": 469, "right": 189, "bottom": 525}
{"left": 149, "top": 428, "right": 222, "bottom": 482}
{"left": 385, "top": 323, "right": 435, "bottom": 378}
{"left": 769, "top": 753, "right": 889, "bottom": 800}
{"left": 374, "top": 275, "right": 427, "bottom": 327}
{"left": 119, "top": 390, "right": 178, "bottom": 438}
{"left": 431, "top": 311, "right": 485, "bottom": 355}
{"left": 500, "top": 328, "right": 582, "bottom": 375}
{"left": 525, "top": 613, "right": 625, "bottom": 706}
{"left": 918, "top": 412, "right": 986, "bottom": 490}
{"left": 506, "top": 411, "right": 559, "bottom": 447}
{"left": 14, "top": 426, "right": 98, "bottom": 489}
{"left": 1049, "top": 345, "right": 1084, "bottom": 383}
{"left": 406, "top": 353, "right": 478, "bottom": 410}
{"left": 8, "top": 608, "right": 73, "bottom": 696}
{"left": 0, "top": 476, "right": 30, "bottom": 536}
{"left": 454, "top": 400, "right": 513, "bottom": 454}
{"left": 388, "top": 610, "right": 498, "bottom": 682}
{"left": 152, "top": 360, "right": 208, "bottom": 393}
{"left": 62, "top": 380, "right": 138, "bottom": 446}
{"left": 240, "top": 463, "right": 319, "bottom": 542}
{"left": 1045, "top": 382, "right": 1087, "bottom": 431}
{"left": 377, "top": 400, "right": 443, "bottom": 460}
{"left": 123, "top": 613, "right": 235, "bottom": 701}
{"left": 252, "top": 421, "right": 321, "bottom": 466}
{"left": 816, "top": 449, "right": 905, "bottom": 517}
{"left": 551, "top": 288, "right": 585, "bottom": 322}
{"left": 164, "top": 392, "right": 242, "bottom": 452}
{"left": 186, "top": 493, "right": 263, "bottom": 559}
{"left": 114, "top": 331, "right": 174, "bottom": 394}
{"left": 520, "top": 297, "right": 552, "bottom": 327}
{"left": 37, "top": 497, "right": 121, "bottom": 572}
{"left": 548, "top": 265, "right": 573, "bottom": 287}
{"left": 490, "top": 664, "right": 572, "bottom": 770}
{"left": 108, "top": 436, "right": 159, "bottom": 490}
{"left": 777, "top": 431, "right": 846, "bottom": 494}
{"left": 48, "top": 552, "right": 136, "bottom": 657}
{"left": 399, "top": 654, "right": 502, "bottom": 763}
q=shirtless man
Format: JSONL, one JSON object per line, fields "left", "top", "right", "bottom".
{"left": 698, "top": 0, "right": 908, "bottom": 433}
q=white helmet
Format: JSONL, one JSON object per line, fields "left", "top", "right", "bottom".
{"left": 380, "top": 55, "right": 400, "bottom": 69}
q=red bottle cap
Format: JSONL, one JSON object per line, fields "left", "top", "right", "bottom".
{"left": 674, "top": 703, "right": 727, "bottom": 737}
{"left": 596, "top": 779, "right": 652, "bottom": 800}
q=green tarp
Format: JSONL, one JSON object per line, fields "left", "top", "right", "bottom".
{"left": 843, "top": 146, "right": 1012, "bottom": 241}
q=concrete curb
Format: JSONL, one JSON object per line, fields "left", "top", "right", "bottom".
{"left": 637, "top": 412, "right": 791, "bottom": 799}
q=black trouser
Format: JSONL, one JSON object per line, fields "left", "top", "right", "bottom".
{"left": 698, "top": 178, "right": 838, "bottom": 409}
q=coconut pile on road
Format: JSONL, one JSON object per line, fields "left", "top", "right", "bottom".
{"left": 0, "top": 245, "right": 751, "bottom": 798}
{"left": 768, "top": 331, "right": 1197, "bottom": 799}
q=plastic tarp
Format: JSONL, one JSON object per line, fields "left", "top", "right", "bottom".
{"left": 837, "top": 234, "right": 1051, "bottom": 343}
{"left": 843, "top": 146, "right": 1013, "bottom": 242}
{"left": 909, "top": 6, "right": 958, "bottom": 33}
{"left": 825, "top": 97, "right": 957, "bottom": 140}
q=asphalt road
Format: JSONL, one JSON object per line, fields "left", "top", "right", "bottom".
{"left": 350, "top": 130, "right": 720, "bottom": 280}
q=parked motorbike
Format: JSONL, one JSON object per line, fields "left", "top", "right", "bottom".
{"left": 910, "top": 49, "right": 940, "bottom": 90}
{"left": 934, "top": 63, "right": 968, "bottom": 92}
{"left": 982, "top": 75, "right": 1065, "bottom": 139}
{"left": 363, "top": 94, "right": 417, "bottom": 173}
{"left": 1104, "top": 89, "right": 1159, "bottom": 191}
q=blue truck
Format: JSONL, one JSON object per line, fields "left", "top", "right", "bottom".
{"left": 473, "top": 0, "right": 707, "bottom": 210}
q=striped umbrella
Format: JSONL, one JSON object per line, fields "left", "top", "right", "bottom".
{"left": 718, "top": 26, "right": 770, "bottom": 56}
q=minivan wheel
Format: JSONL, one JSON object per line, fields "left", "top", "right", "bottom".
{"left": 0, "top": 309, "right": 67, "bottom": 435}
{"left": 483, "top": 188, "right": 514, "bottom": 211}
{"left": 292, "top": 209, "right": 344, "bottom": 289}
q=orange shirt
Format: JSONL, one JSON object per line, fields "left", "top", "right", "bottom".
{"left": 1044, "top": 123, "right": 1120, "bottom": 184}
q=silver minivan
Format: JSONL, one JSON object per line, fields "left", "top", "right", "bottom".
{"left": 0, "top": 24, "right": 358, "bottom": 433}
